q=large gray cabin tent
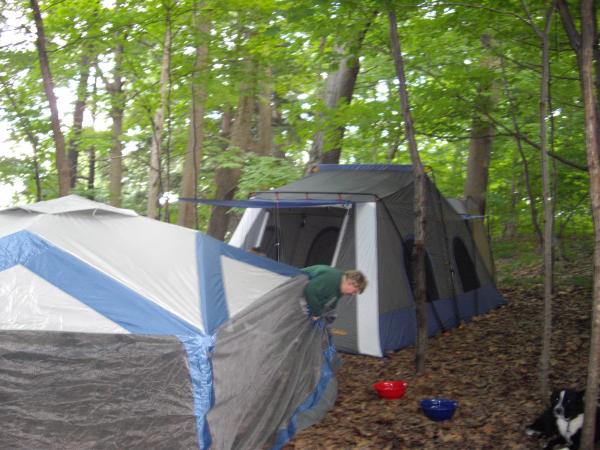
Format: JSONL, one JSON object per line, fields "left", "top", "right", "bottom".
{"left": 227, "top": 164, "right": 505, "bottom": 357}
{"left": 0, "top": 195, "right": 337, "bottom": 449}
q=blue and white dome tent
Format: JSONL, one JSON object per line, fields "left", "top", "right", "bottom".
{"left": 0, "top": 195, "right": 336, "bottom": 449}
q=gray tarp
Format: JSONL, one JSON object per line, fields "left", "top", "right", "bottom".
{"left": 0, "top": 331, "right": 199, "bottom": 450}
{"left": 208, "top": 276, "right": 335, "bottom": 450}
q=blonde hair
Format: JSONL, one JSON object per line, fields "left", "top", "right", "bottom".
{"left": 344, "top": 270, "right": 367, "bottom": 293}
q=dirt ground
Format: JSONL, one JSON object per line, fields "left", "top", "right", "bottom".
{"left": 284, "top": 284, "right": 595, "bottom": 449}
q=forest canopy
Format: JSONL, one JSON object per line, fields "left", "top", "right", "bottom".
{"left": 0, "top": 0, "right": 593, "bottom": 238}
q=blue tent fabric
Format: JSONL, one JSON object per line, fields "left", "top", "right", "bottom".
{"left": 0, "top": 230, "right": 203, "bottom": 336}
{"left": 179, "top": 197, "right": 352, "bottom": 208}
{"left": 178, "top": 335, "right": 217, "bottom": 450}
{"left": 271, "top": 341, "right": 337, "bottom": 450}
{"left": 317, "top": 164, "right": 413, "bottom": 172}
{"left": 196, "top": 233, "right": 303, "bottom": 333}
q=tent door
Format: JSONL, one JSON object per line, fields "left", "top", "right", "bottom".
{"left": 257, "top": 206, "right": 349, "bottom": 268}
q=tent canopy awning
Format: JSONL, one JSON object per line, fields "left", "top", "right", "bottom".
{"left": 178, "top": 198, "right": 353, "bottom": 208}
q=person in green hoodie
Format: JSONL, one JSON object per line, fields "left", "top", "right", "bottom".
{"left": 301, "top": 265, "right": 367, "bottom": 319}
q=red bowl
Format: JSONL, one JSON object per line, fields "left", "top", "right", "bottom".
{"left": 373, "top": 380, "right": 408, "bottom": 399}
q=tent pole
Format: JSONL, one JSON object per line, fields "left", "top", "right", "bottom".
{"left": 331, "top": 205, "right": 352, "bottom": 267}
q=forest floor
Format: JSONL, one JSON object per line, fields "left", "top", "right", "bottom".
{"left": 284, "top": 238, "right": 596, "bottom": 449}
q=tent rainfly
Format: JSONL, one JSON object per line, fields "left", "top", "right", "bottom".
{"left": 224, "top": 164, "right": 505, "bottom": 357}
{"left": 0, "top": 195, "right": 336, "bottom": 449}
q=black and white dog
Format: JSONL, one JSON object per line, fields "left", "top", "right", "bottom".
{"left": 526, "top": 389, "right": 600, "bottom": 450}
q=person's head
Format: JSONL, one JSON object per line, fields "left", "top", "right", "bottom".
{"left": 340, "top": 270, "right": 367, "bottom": 295}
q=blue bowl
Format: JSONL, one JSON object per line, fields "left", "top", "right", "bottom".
{"left": 420, "top": 398, "right": 458, "bottom": 422}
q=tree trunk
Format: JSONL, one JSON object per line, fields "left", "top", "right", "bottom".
{"left": 30, "top": 0, "right": 70, "bottom": 196}
{"left": 463, "top": 35, "right": 498, "bottom": 217}
{"left": 68, "top": 50, "right": 92, "bottom": 189}
{"left": 271, "top": 94, "right": 287, "bottom": 158}
{"left": 177, "top": 0, "right": 209, "bottom": 229}
{"left": 87, "top": 145, "right": 95, "bottom": 199}
{"left": 500, "top": 54, "right": 543, "bottom": 244}
{"left": 558, "top": 0, "right": 600, "bottom": 156}
{"left": 308, "top": 48, "right": 360, "bottom": 167}
{"left": 580, "top": 1, "right": 600, "bottom": 447}
{"left": 146, "top": 9, "right": 172, "bottom": 219}
{"left": 307, "top": 14, "right": 375, "bottom": 168}
{"left": 502, "top": 166, "right": 519, "bottom": 239}
{"left": 207, "top": 63, "right": 254, "bottom": 240}
{"left": 388, "top": 7, "right": 428, "bottom": 375}
{"left": 532, "top": 0, "right": 556, "bottom": 400}
{"left": 257, "top": 64, "right": 273, "bottom": 157}
{"left": 108, "top": 42, "right": 125, "bottom": 207}
{"left": 463, "top": 116, "right": 493, "bottom": 215}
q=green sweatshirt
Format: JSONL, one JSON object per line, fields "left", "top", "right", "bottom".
{"left": 302, "top": 265, "right": 343, "bottom": 316}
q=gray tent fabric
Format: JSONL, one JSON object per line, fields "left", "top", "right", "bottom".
{"left": 229, "top": 164, "right": 505, "bottom": 357}
{"left": 207, "top": 276, "right": 335, "bottom": 449}
{"left": 0, "top": 195, "right": 339, "bottom": 449}
{"left": 0, "top": 331, "right": 199, "bottom": 450}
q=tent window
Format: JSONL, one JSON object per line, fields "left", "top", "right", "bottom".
{"left": 261, "top": 225, "right": 281, "bottom": 260}
{"left": 304, "top": 227, "right": 340, "bottom": 266}
{"left": 403, "top": 238, "right": 439, "bottom": 302}
{"left": 453, "top": 237, "right": 480, "bottom": 292}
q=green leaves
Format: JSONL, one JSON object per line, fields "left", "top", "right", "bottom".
{"left": 0, "top": 0, "right": 591, "bottom": 237}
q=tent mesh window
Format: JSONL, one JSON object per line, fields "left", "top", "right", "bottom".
{"left": 452, "top": 236, "right": 481, "bottom": 292}
{"left": 304, "top": 226, "right": 340, "bottom": 266}
{"left": 402, "top": 238, "right": 440, "bottom": 302}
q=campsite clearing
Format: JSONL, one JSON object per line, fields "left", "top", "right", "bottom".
{"left": 286, "top": 272, "right": 591, "bottom": 449}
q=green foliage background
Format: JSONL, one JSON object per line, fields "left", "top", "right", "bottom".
{"left": 0, "top": 0, "right": 593, "bottom": 238}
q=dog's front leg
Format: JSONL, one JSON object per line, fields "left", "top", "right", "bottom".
{"left": 543, "top": 435, "right": 567, "bottom": 450}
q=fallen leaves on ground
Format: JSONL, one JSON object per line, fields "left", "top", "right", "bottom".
{"left": 284, "top": 285, "right": 594, "bottom": 449}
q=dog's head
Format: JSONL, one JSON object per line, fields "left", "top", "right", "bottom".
{"left": 551, "top": 389, "right": 584, "bottom": 421}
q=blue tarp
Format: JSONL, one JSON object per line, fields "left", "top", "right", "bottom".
{"left": 178, "top": 198, "right": 352, "bottom": 208}
{"left": 317, "top": 164, "right": 413, "bottom": 172}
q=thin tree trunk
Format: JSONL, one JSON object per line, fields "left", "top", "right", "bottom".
{"left": 177, "top": 0, "right": 209, "bottom": 229}
{"left": 87, "top": 145, "right": 96, "bottom": 198}
{"left": 500, "top": 54, "right": 543, "bottom": 244}
{"left": 558, "top": 0, "right": 600, "bottom": 155}
{"left": 463, "top": 35, "right": 498, "bottom": 217}
{"left": 68, "top": 50, "right": 92, "bottom": 189}
{"left": 30, "top": 0, "right": 70, "bottom": 196}
{"left": 307, "top": 13, "right": 375, "bottom": 168}
{"left": 147, "top": 7, "right": 172, "bottom": 219}
{"left": 108, "top": 41, "right": 125, "bottom": 207}
{"left": 463, "top": 116, "right": 493, "bottom": 215}
{"left": 207, "top": 75, "right": 254, "bottom": 240}
{"left": 86, "top": 75, "right": 98, "bottom": 200}
{"left": 257, "top": 64, "right": 273, "bottom": 157}
{"left": 580, "top": 1, "right": 600, "bottom": 446}
{"left": 527, "top": 0, "right": 556, "bottom": 399}
{"left": 502, "top": 166, "right": 519, "bottom": 239}
{"left": 271, "top": 94, "right": 288, "bottom": 158}
{"left": 388, "top": 6, "right": 428, "bottom": 375}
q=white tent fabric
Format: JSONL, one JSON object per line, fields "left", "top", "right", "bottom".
{"left": 0, "top": 195, "right": 337, "bottom": 449}
{"left": 3, "top": 194, "right": 137, "bottom": 216}
{"left": 0, "top": 265, "right": 127, "bottom": 333}
{"left": 0, "top": 196, "right": 300, "bottom": 334}
{"left": 354, "top": 202, "right": 381, "bottom": 356}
